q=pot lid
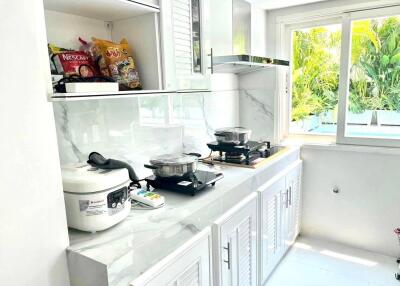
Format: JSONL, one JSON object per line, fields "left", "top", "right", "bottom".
{"left": 149, "top": 153, "right": 197, "bottom": 166}
{"left": 215, "top": 127, "right": 251, "bottom": 134}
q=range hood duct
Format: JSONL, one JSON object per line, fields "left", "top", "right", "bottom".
{"left": 210, "top": 0, "right": 289, "bottom": 74}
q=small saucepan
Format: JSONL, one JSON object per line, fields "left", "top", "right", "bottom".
{"left": 144, "top": 153, "right": 201, "bottom": 179}
{"left": 214, "top": 127, "right": 252, "bottom": 145}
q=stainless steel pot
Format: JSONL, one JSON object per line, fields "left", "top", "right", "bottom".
{"left": 144, "top": 153, "right": 201, "bottom": 178}
{"left": 214, "top": 127, "right": 252, "bottom": 145}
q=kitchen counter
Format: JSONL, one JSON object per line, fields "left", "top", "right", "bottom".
{"left": 67, "top": 146, "right": 300, "bottom": 286}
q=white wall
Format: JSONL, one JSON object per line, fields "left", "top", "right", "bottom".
{"left": 0, "top": 1, "right": 70, "bottom": 285}
{"left": 301, "top": 145, "right": 400, "bottom": 257}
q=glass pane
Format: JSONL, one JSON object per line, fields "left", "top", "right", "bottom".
{"left": 346, "top": 16, "right": 400, "bottom": 139}
{"left": 191, "top": 0, "right": 202, "bottom": 73}
{"left": 289, "top": 24, "right": 342, "bottom": 135}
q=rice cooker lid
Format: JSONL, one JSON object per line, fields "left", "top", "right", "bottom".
{"left": 61, "top": 163, "right": 130, "bottom": 193}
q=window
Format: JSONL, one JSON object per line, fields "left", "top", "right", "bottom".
{"left": 345, "top": 15, "right": 400, "bottom": 139}
{"left": 282, "top": 6, "right": 400, "bottom": 147}
{"left": 290, "top": 24, "right": 342, "bottom": 135}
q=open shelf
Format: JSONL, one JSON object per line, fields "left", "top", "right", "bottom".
{"left": 50, "top": 90, "right": 175, "bottom": 102}
{"left": 43, "top": 0, "right": 163, "bottom": 97}
{"left": 50, "top": 89, "right": 211, "bottom": 102}
{"left": 43, "top": 0, "right": 159, "bottom": 21}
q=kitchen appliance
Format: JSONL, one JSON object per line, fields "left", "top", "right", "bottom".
{"left": 145, "top": 170, "right": 223, "bottom": 196}
{"left": 204, "top": 140, "right": 285, "bottom": 168}
{"left": 144, "top": 153, "right": 201, "bottom": 178}
{"left": 214, "top": 127, "right": 251, "bottom": 145}
{"left": 62, "top": 163, "right": 131, "bottom": 232}
{"left": 209, "top": 0, "right": 289, "bottom": 75}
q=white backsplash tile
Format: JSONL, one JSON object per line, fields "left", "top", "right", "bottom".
{"left": 53, "top": 91, "right": 239, "bottom": 173}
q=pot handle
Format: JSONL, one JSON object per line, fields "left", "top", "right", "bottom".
{"left": 144, "top": 164, "right": 158, "bottom": 170}
{"left": 214, "top": 132, "right": 225, "bottom": 137}
{"left": 185, "top": 152, "right": 202, "bottom": 158}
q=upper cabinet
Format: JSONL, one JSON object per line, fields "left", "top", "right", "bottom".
{"left": 160, "top": 0, "right": 211, "bottom": 91}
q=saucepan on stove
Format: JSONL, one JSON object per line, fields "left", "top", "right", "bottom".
{"left": 214, "top": 127, "right": 252, "bottom": 145}
{"left": 144, "top": 153, "right": 201, "bottom": 178}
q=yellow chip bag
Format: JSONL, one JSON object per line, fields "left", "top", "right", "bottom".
{"left": 92, "top": 38, "right": 142, "bottom": 90}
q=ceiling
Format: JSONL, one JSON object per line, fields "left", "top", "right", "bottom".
{"left": 248, "top": 0, "right": 331, "bottom": 10}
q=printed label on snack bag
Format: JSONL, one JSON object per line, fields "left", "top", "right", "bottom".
{"left": 79, "top": 199, "right": 107, "bottom": 216}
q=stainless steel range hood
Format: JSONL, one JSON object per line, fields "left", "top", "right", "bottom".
{"left": 211, "top": 54, "right": 289, "bottom": 74}
{"left": 210, "top": 0, "right": 289, "bottom": 74}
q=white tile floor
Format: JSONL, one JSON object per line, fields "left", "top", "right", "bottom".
{"left": 266, "top": 236, "right": 400, "bottom": 286}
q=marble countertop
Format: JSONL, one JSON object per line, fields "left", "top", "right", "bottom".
{"left": 67, "top": 146, "right": 300, "bottom": 286}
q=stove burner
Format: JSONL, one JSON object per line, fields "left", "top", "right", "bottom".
{"left": 145, "top": 170, "right": 224, "bottom": 196}
{"left": 206, "top": 140, "right": 282, "bottom": 166}
{"left": 225, "top": 152, "right": 246, "bottom": 163}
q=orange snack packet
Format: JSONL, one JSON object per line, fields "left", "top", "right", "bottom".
{"left": 92, "top": 38, "right": 142, "bottom": 90}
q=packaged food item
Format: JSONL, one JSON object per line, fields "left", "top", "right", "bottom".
{"left": 48, "top": 44, "right": 71, "bottom": 74}
{"left": 53, "top": 51, "right": 97, "bottom": 78}
{"left": 92, "top": 38, "right": 142, "bottom": 90}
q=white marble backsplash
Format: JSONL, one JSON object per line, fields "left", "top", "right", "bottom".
{"left": 238, "top": 68, "right": 277, "bottom": 142}
{"left": 53, "top": 90, "right": 239, "bottom": 175}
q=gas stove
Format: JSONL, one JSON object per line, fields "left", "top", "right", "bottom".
{"left": 145, "top": 170, "right": 224, "bottom": 196}
{"left": 204, "top": 140, "right": 284, "bottom": 168}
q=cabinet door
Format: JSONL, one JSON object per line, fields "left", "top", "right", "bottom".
{"left": 131, "top": 228, "right": 212, "bottom": 286}
{"left": 258, "top": 174, "right": 286, "bottom": 284}
{"left": 285, "top": 161, "right": 302, "bottom": 248}
{"left": 160, "top": 0, "right": 211, "bottom": 90}
{"left": 213, "top": 193, "right": 257, "bottom": 286}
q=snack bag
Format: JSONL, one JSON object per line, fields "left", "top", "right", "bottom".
{"left": 48, "top": 44, "right": 71, "bottom": 74}
{"left": 53, "top": 51, "right": 97, "bottom": 77}
{"left": 92, "top": 38, "right": 142, "bottom": 90}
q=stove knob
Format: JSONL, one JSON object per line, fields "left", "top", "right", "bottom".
{"left": 112, "top": 202, "right": 116, "bottom": 208}
{"left": 117, "top": 202, "right": 122, "bottom": 208}
{"left": 121, "top": 198, "right": 125, "bottom": 204}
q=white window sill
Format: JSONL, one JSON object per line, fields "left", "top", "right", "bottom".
{"left": 281, "top": 134, "right": 336, "bottom": 146}
{"left": 281, "top": 134, "right": 400, "bottom": 155}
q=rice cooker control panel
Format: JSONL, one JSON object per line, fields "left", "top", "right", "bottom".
{"left": 107, "top": 187, "right": 128, "bottom": 209}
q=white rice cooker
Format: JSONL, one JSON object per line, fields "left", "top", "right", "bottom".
{"left": 62, "top": 163, "right": 131, "bottom": 232}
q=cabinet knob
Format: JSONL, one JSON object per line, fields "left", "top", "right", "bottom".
{"left": 332, "top": 187, "right": 339, "bottom": 194}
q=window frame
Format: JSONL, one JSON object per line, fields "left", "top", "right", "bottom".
{"left": 278, "top": 4, "right": 400, "bottom": 147}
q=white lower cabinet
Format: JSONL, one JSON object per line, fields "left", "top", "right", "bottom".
{"left": 131, "top": 228, "right": 212, "bottom": 286}
{"left": 132, "top": 161, "right": 302, "bottom": 286}
{"left": 258, "top": 160, "right": 302, "bottom": 285}
{"left": 212, "top": 193, "right": 258, "bottom": 286}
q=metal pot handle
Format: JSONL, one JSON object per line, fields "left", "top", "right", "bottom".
{"left": 144, "top": 164, "right": 158, "bottom": 170}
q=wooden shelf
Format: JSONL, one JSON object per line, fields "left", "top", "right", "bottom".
{"left": 43, "top": 0, "right": 159, "bottom": 21}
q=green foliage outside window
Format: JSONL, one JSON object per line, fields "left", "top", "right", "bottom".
{"left": 292, "top": 16, "right": 400, "bottom": 122}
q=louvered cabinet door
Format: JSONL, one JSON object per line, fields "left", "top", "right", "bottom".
{"left": 160, "top": 0, "right": 211, "bottom": 90}
{"left": 131, "top": 228, "right": 212, "bottom": 286}
{"left": 258, "top": 174, "right": 286, "bottom": 285}
{"left": 285, "top": 161, "right": 302, "bottom": 245}
{"left": 213, "top": 193, "right": 258, "bottom": 286}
